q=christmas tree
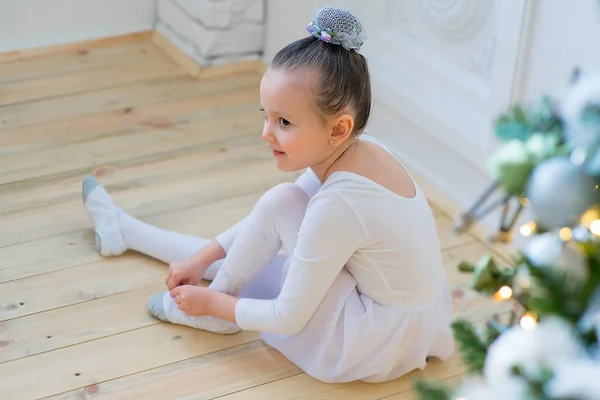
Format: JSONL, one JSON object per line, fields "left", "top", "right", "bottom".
{"left": 413, "top": 65, "right": 600, "bottom": 399}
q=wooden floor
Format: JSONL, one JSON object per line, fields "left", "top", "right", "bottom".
{"left": 0, "top": 35, "right": 513, "bottom": 399}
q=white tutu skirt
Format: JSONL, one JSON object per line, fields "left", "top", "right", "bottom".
{"left": 238, "top": 253, "right": 455, "bottom": 384}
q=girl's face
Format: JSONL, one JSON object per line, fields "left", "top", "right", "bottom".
{"left": 259, "top": 68, "right": 353, "bottom": 175}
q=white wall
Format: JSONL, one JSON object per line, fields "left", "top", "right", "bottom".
{"left": 522, "top": 0, "right": 600, "bottom": 101}
{"left": 263, "top": 0, "right": 355, "bottom": 63}
{"left": 0, "top": 0, "right": 156, "bottom": 53}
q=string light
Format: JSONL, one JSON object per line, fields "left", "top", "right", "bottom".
{"left": 581, "top": 209, "right": 600, "bottom": 227}
{"left": 559, "top": 227, "right": 572, "bottom": 242}
{"left": 519, "top": 222, "right": 536, "bottom": 236}
{"left": 520, "top": 313, "right": 537, "bottom": 330}
{"left": 520, "top": 197, "right": 530, "bottom": 207}
{"left": 590, "top": 219, "right": 600, "bottom": 236}
{"left": 492, "top": 285, "right": 513, "bottom": 301}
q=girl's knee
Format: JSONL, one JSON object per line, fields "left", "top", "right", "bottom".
{"left": 257, "top": 183, "right": 310, "bottom": 214}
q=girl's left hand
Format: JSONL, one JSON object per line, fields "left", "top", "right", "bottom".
{"left": 170, "top": 285, "right": 212, "bottom": 316}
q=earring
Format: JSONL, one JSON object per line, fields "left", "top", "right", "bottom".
{"left": 330, "top": 140, "right": 335, "bottom": 145}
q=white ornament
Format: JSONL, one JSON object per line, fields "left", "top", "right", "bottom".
{"left": 546, "top": 359, "right": 600, "bottom": 400}
{"left": 420, "top": 0, "right": 493, "bottom": 41}
{"left": 580, "top": 287, "right": 600, "bottom": 345}
{"left": 484, "top": 317, "right": 586, "bottom": 387}
{"left": 524, "top": 232, "right": 589, "bottom": 285}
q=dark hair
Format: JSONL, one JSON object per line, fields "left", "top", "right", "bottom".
{"left": 270, "top": 36, "right": 372, "bottom": 135}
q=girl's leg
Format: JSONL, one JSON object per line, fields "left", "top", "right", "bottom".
{"left": 149, "top": 182, "right": 309, "bottom": 333}
{"left": 82, "top": 175, "right": 222, "bottom": 280}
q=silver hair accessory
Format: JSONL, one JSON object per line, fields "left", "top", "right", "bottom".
{"left": 306, "top": 6, "right": 367, "bottom": 51}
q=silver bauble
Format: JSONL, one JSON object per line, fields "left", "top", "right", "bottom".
{"left": 584, "top": 147, "right": 600, "bottom": 176}
{"left": 525, "top": 156, "right": 599, "bottom": 229}
{"left": 524, "top": 232, "right": 588, "bottom": 285}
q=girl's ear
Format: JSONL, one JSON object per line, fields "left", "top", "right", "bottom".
{"left": 330, "top": 113, "right": 355, "bottom": 144}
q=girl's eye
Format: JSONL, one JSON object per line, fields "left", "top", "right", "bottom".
{"left": 279, "top": 118, "right": 290, "bottom": 126}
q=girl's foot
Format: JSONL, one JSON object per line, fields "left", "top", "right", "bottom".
{"left": 82, "top": 175, "right": 127, "bottom": 257}
{"left": 146, "top": 292, "right": 240, "bottom": 334}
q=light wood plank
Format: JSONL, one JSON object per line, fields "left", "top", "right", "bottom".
{"left": 0, "top": 230, "right": 102, "bottom": 284}
{"left": 0, "top": 106, "right": 262, "bottom": 186}
{"left": 217, "top": 354, "right": 464, "bottom": 400}
{"left": 0, "top": 85, "right": 259, "bottom": 155}
{"left": 0, "top": 42, "right": 172, "bottom": 84}
{"left": 435, "top": 214, "right": 477, "bottom": 250}
{"left": 0, "top": 190, "right": 267, "bottom": 284}
{"left": 198, "top": 60, "right": 268, "bottom": 81}
{"left": 0, "top": 31, "right": 153, "bottom": 63}
{"left": 450, "top": 287, "right": 513, "bottom": 323}
{"left": 0, "top": 46, "right": 184, "bottom": 106}
{"left": 443, "top": 242, "right": 514, "bottom": 322}
{"left": 215, "top": 373, "right": 349, "bottom": 400}
{"left": 379, "top": 375, "right": 465, "bottom": 400}
{"left": 47, "top": 341, "right": 299, "bottom": 400}
{"left": 0, "top": 137, "right": 266, "bottom": 216}
{"left": 0, "top": 284, "right": 163, "bottom": 363}
{"left": 0, "top": 159, "right": 288, "bottom": 249}
{"left": 0, "top": 324, "right": 258, "bottom": 399}
{"left": 0, "top": 254, "right": 165, "bottom": 321}
{"left": 291, "top": 349, "right": 470, "bottom": 400}
{"left": 442, "top": 242, "right": 511, "bottom": 288}
{"left": 0, "top": 72, "right": 260, "bottom": 130}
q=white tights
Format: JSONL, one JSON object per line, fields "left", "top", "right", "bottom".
{"left": 120, "top": 183, "right": 310, "bottom": 300}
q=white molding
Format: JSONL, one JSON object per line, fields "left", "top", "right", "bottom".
{"left": 486, "top": 0, "right": 539, "bottom": 155}
{"left": 365, "top": 42, "right": 491, "bottom": 168}
{"left": 419, "top": 0, "right": 493, "bottom": 42}
{"left": 354, "top": 0, "right": 538, "bottom": 247}
{"left": 366, "top": 97, "right": 496, "bottom": 221}
{"left": 357, "top": 0, "right": 538, "bottom": 173}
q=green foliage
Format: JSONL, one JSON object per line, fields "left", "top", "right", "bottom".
{"left": 458, "top": 254, "right": 515, "bottom": 295}
{"left": 450, "top": 319, "right": 490, "bottom": 374}
{"left": 413, "top": 67, "right": 600, "bottom": 398}
{"left": 494, "top": 96, "right": 564, "bottom": 143}
{"left": 522, "top": 260, "right": 586, "bottom": 324}
{"left": 413, "top": 379, "right": 452, "bottom": 400}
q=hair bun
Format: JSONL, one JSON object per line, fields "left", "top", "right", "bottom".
{"left": 306, "top": 6, "right": 367, "bottom": 51}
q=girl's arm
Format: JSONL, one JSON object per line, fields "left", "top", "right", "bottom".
{"left": 229, "top": 192, "right": 365, "bottom": 334}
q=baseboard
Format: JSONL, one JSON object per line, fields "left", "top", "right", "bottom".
{"left": 151, "top": 30, "right": 268, "bottom": 80}
{"left": 0, "top": 28, "right": 269, "bottom": 81}
{"left": 0, "top": 30, "right": 154, "bottom": 63}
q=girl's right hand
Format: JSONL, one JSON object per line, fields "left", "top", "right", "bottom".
{"left": 165, "top": 240, "right": 226, "bottom": 291}
{"left": 165, "top": 257, "right": 203, "bottom": 291}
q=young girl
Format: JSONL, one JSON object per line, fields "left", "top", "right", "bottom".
{"left": 82, "top": 6, "right": 454, "bottom": 384}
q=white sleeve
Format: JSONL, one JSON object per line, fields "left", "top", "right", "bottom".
{"left": 215, "top": 169, "right": 321, "bottom": 250}
{"left": 234, "top": 191, "right": 365, "bottom": 335}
